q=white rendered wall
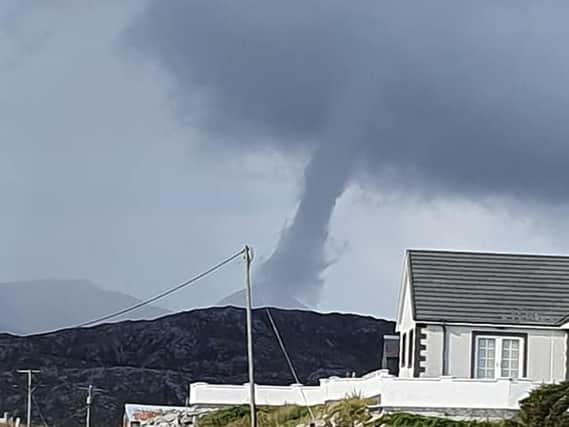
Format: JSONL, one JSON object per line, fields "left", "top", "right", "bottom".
{"left": 422, "top": 324, "right": 444, "bottom": 377}
{"left": 397, "top": 271, "right": 415, "bottom": 378}
{"left": 379, "top": 377, "right": 538, "bottom": 409}
{"left": 189, "top": 370, "right": 540, "bottom": 411}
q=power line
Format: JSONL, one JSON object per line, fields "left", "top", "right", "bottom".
{"left": 264, "top": 307, "right": 315, "bottom": 421}
{"left": 264, "top": 309, "right": 302, "bottom": 385}
{"left": 77, "top": 249, "right": 245, "bottom": 328}
{"left": 256, "top": 292, "right": 315, "bottom": 422}
{"left": 31, "top": 394, "right": 49, "bottom": 427}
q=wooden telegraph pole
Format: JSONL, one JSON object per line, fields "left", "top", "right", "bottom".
{"left": 17, "top": 369, "right": 40, "bottom": 427}
{"left": 244, "top": 246, "right": 256, "bottom": 427}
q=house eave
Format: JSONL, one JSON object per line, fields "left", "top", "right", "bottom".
{"left": 395, "top": 250, "right": 414, "bottom": 331}
{"left": 420, "top": 320, "right": 562, "bottom": 331}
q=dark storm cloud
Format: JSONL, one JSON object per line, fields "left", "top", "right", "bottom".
{"left": 126, "top": 1, "right": 569, "bottom": 304}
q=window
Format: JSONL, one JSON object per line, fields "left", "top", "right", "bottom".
{"left": 401, "top": 332, "right": 407, "bottom": 367}
{"left": 382, "top": 336, "right": 400, "bottom": 376}
{"left": 408, "top": 329, "right": 414, "bottom": 368}
{"left": 475, "top": 337, "right": 496, "bottom": 379}
{"left": 474, "top": 335, "right": 524, "bottom": 379}
{"left": 500, "top": 338, "right": 521, "bottom": 378}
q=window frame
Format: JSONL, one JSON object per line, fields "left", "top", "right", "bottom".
{"left": 408, "top": 329, "right": 414, "bottom": 369}
{"left": 474, "top": 336, "right": 497, "bottom": 379}
{"left": 471, "top": 331, "right": 527, "bottom": 379}
{"left": 500, "top": 337, "right": 523, "bottom": 378}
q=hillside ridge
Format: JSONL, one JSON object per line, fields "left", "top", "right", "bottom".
{"left": 0, "top": 306, "right": 395, "bottom": 426}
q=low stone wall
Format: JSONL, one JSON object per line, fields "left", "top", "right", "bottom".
{"left": 189, "top": 370, "right": 541, "bottom": 414}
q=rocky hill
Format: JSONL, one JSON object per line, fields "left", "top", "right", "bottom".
{"left": 0, "top": 307, "right": 395, "bottom": 426}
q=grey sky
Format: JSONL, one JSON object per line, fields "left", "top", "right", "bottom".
{"left": 1, "top": 1, "right": 569, "bottom": 319}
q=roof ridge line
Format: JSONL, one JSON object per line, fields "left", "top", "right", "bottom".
{"left": 407, "top": 248, "right": 569, "bottom": 259}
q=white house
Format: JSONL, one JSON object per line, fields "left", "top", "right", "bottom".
{"left": 396, "top": 249, "right": 569, "bottom": 382}
{"left": 182, "top": 248, "right": 569, "bottom": 417}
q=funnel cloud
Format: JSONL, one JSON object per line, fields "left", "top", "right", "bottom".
{"left": 126, "top": 1, "right": 569, "bottom": 307}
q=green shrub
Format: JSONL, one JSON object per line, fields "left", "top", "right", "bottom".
{"left": 199, "top": 404, "right": 318, "bottom": 427}
{"left": 269, "top": 405, "right": 312, "bottom": 425}
{"left": 324, "top": 397, "right": 373, "bottom": 426}
{"left": 379, "top": 413, "right": 509, "bottom": 427}
{"left": 198, "top": 405, "right": 250, "bottom": 427}
{"left": 513, "top": 381, "right": 569, "bottom": 427}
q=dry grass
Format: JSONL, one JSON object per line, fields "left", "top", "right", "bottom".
{"left": 199, "top": 404, "right": 321, "bottom": 427}
{"left": 198, "top": 399, "right": 514, "bottom": 427}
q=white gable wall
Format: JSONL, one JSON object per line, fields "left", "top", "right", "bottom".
{"left": 397, "top": 271, "right": 415, "bottom": 332}
{"left": 396, "top": 266, "right": 416, "bottom": 378}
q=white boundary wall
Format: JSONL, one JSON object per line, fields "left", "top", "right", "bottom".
{"left": 189, "top": 370, "right": 541, "bottom": 411}
{"left": 0, "top": 413, "right": 21, "bottom": 427}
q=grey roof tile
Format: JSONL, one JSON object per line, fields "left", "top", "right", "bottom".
{"left": 407, "top": 249, "right": 569, "bottom": 326}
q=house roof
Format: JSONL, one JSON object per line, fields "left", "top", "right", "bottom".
{"left": 407, "top": 249, "right": 569, "bottom": 326}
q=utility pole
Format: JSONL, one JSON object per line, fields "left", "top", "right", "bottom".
{"left": 85, "top": 385, "right": 93, "bottom": 427}
{"left": 78, "top": 384, "right": 105, "bottom": 427}
{"left": 17, "top": 369, "right": 40, "bottom": 427}
{"left": 244, "top": 245, "right": 256, "bottom": 427}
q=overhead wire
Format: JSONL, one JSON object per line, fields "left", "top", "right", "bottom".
{"left": 257, "top": 292, "right": 316, "bottom": 421}
{"left": 29, "top": 247, "right": 316, "bottom": 422}
{"left": 77, "top": 248, "right": 245, "bottom": 328}
{"left": 32, "top": 394, "right": 49, "bottom": 427}
{"left": 264, "top": 308, "right": 302, "bottom": 385}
